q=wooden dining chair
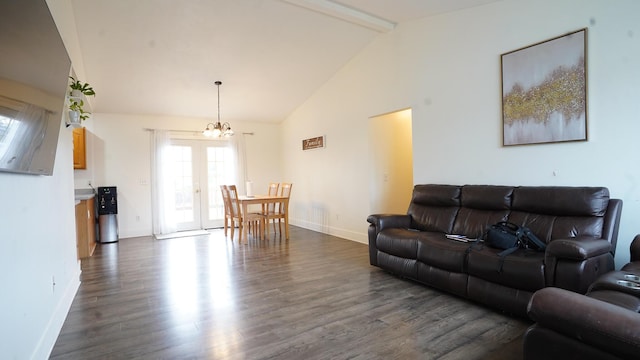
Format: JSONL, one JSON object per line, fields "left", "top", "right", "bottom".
{"left": 220, "top": 185, "right": 233, "bottom": 237}
{"left": 228, "top": 184, "right": 265, "bottom": 239}
{"left": 264, "top": 182, "right": 280, "bottom": 233}
{"left": 264, "top": 182, "right": 292, "bottom": 237}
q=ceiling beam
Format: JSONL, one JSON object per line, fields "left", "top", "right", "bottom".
{"left": 281, "top": 0, "right": 396, "bottom": 33}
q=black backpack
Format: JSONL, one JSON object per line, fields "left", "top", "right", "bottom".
{"left": 484, "top": 221, "right": 546, "bottom": 272}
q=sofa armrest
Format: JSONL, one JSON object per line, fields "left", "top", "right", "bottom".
{"left": 546, "top": 238, "right": 611, "bottom": 261}
{"left": 527, "top": 287, "right": 640, "bottom": 359}
{"left": 366, "top": 214, "right": 411, "bottom": 232}
{"left": 366, "top": 214, "right": 411, "bottom": 266}
{"left": 602, "top": 198, "right": 623, "bottom": 256}
{"left": 630, "top": 234, "right": 640, "bottom": 263}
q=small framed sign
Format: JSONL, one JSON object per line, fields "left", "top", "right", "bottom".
{"left": 302, "top": 135, "right": 325, "bottom": 151}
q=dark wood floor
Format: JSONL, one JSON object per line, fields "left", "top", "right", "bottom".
{"left": 50, "top": 226, "right": 529, "bottom": 359}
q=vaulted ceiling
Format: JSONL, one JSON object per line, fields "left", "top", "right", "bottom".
{"left": 65, "top": 0, "right": 500, "bottom": 123}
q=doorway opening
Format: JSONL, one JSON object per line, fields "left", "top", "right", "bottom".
{"left": 368, "top": 108, "right": 413, "bottom": 214}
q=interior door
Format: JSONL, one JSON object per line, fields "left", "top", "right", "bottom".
{"left": 168, "top": 140, "right": 233, "bottom": 231}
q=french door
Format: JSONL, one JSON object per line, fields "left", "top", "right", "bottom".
{"left": 168, "top": 139, "right": 234, "bottom": 231}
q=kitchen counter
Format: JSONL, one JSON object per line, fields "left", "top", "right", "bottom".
{"left": 75, "top": 192, "right": 97, "bottom": 259}
{"left": 75, "top": 188, "right": 95, "bottom": 201}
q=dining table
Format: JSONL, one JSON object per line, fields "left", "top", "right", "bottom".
{"left": 238, "top": 194, "right": 290, "bottom": 240}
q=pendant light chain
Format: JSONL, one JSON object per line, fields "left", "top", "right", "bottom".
{"left": 202, "top": 80, "right": 234, "bottom": 137}
{"left": 216, "top": 80, "right": 221, "bottom": 124}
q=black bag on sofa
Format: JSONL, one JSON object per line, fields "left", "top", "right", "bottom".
{"left": 485, "top": 221, "right": 546, "bottom": 251}
{"left": 486, "top": 222, "right": 522, "bottom": 250}
{"left": 484, "top": 222, "right": 546, "bottom": 272}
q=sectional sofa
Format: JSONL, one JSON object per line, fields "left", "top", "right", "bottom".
{"left": 367, "top": 184, "right": 622, "bottom": 317}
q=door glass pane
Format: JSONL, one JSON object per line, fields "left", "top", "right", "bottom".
{"left": 206, "top": 146, "right": 232, "bottom": 221}
{"left": 170, "top": 145, "right": 194, "bottom": 223}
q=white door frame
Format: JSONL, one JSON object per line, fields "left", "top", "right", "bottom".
{"left": 169, "top": 139, "right": 230, "bottom": 231}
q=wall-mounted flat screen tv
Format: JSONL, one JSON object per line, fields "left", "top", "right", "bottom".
{"left": 0, "top": 0, "right": 72, "bottom": 175}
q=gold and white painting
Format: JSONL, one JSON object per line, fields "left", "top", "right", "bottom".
{"left": 501, "top": 29, "right": 587, "bottom": 146}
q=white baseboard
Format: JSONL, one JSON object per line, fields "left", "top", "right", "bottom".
{"left": 118, "top": 229, "right": 150, "bottom": 239}
{"left": 290, "top": 219, "right": 368, "bottom": 244}
{"left": 32, "top": 263, "right": 81, "bottom": 360}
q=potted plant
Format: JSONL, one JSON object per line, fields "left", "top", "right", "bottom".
{"left": 68, "top": 100, "right": 91, "bottom": 127}
{"left": 69, "top": 76, "right": 96, "bottom": 98}
{"left": 68, "top": 77, "right": 95, "bottom": 125}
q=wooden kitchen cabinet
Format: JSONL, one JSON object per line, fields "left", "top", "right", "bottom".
{"left": 75, "top": 197, "right": 96, "bottom": 259}
{"left": 73, "top": 127, "right": 86, "bottom": 169}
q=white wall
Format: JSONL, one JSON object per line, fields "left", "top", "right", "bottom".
{"left": 79, "top": 113, "right": 282, "bottom": 238}
{"left": 282, "top": 0, "right": 640, "bottom": 268}
{"left": 0, "top": 120, "right": 81, "bottom": 359}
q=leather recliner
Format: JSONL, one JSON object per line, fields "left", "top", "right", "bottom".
{"left": 524, "top": 235, "right": 640, "bottom": 360}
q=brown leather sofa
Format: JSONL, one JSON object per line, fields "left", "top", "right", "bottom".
{"left": 367, "top": 184, "right": 622, "bottom": 317}
{"left": 524, "top": 235, "right": 640, "bottom": 360}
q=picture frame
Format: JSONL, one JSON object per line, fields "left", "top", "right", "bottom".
{"left": 501, "top": 28, "right": 588, "bottom": 146}
{"left": 302, "top": 135, "right": 325, "bottom": 150}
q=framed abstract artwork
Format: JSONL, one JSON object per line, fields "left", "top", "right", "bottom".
{"left": 501, "top": 28, "right": 587, "bottom": 146}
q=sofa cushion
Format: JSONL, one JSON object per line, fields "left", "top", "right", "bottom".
{"left": 417, "top": 262, "right": 468, "bottom": 297}
{"left": 460, "top": 185, "right": 513, "bottom": 210}
{"left": 407, "top": 184, "right": 460, "bottom": 232}
{"left": 512, "top": 186, "right": 610, "bottom": 217}
{"left": 467, "top": 247, "right": 545, "bottom": 292}
{"left": 467, "top": 276, "right": 533, "bottom": 315}
{"left": 450, "top": 185, "right": 512, "bottom": 238}
{"left": 508, "top": 212, "right": 605, "bottom": 242}
{"left": 377, "top": 228, "right": 418, "bottom": 259}
{"left": 377, "top": 252, "right": 418, "bottom": 279}
{"left": 509, "top": 186, "right": 610, "bottom": 241}
{"left": 451, "top": 208, "right": 510, "bottom": 239}
{"left": 416, "top": 233, "right": 469, "bottom": 273}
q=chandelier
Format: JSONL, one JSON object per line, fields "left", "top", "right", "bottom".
{"left": 203, "top": 81, "right": 234, "bottom": 137}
